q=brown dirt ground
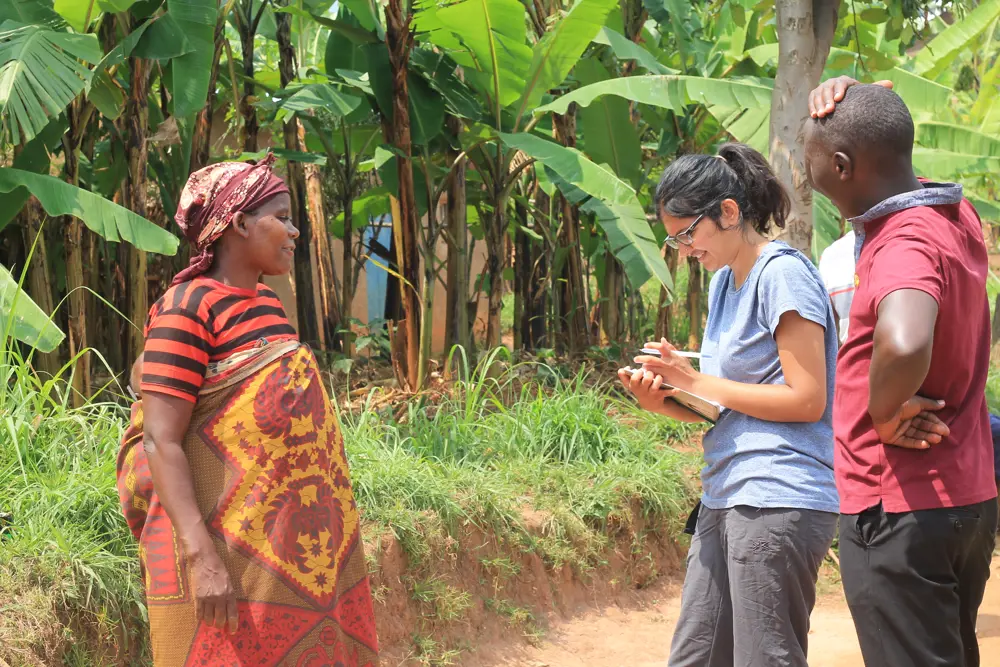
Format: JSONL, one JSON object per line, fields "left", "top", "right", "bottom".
{"left": 471, "top": 554, "right": 1000, "bottom": 667}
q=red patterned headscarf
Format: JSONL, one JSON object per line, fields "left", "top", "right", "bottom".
{"left": 170, "top": 153, "right": 290, "bottom": 286}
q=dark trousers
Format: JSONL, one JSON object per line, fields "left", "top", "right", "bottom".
{"left": 840, "top": 499, "right": 998, "bottom": 667}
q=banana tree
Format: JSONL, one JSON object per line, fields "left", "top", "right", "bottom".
{"left": 0, "top": 6, "right": 181, "bottom": 392}
{"left": 414, "top": 0, "right": 673, "bottom": 349}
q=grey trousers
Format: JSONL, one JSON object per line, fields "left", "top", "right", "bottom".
{"left": 668, "top": 505, "right": 837, "bottom": 667}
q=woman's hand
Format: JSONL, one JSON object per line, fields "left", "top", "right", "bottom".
{"left": 190, "top": 546, "right": 239, "bottom": 634}
{"left": 633, "top": 338, "right": 698, "bottom": 391}
{"left": 617, "top": 367, "right": 679, "bottom": 414}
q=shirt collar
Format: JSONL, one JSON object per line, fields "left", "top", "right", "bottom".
{"left": 847, "top": 181, "right": 963, "bottom": 227}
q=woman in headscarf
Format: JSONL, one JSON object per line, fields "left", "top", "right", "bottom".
{"left": 116, "top": 155, "right": 378, "bottom": 666}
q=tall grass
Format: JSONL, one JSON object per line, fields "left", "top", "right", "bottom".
{"left": 341, "top": 350, "right": 700, "bottom": 566}
{"left": 0, "top": 345, "right": 146, "bottom": 665}
{"left": 1, "top": 342, "right": 700, "bottom": 664}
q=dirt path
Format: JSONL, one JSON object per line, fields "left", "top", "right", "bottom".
{"left": 483, "top": 556, "right": 1000, "bottom": 667}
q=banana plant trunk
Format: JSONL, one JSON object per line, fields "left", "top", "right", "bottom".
{"left": 529, "top": 189, "right": 550, "bottom": 349}
{"left": 443, "top": 116, "right": 469, "bottom": 357}
{"left": 483, "top": 204, "right": 506, "bottom": 350}
{"left": 341, "top": 189, "right": 356, "bottom": 358}
{"left": 301, "top": 122, "right": 341, "bottom": 350}
{"left": 190, "top": 16, "right": 226, "bottom": 173}
{"left": 655, "top": 245, "right": 679, "bottom": 342}
{"left": 276, "top": 9, "right": 320, "bottom": 348}
{"left": 600, "top": 251, "right": 625, "bottom": 345}
{"left": 686, "top": 256, "right": 702, "bottom": 350}
{"left": 770, "top": 0, "right": 840, "bottom": 253}
{"left": 513, "top": 196, "right": 529, "bottom": 351}
{"left": 384, "top": 0, "right": 422, "bottom": 391}
{"left": 239, "top": 3, "right": 261, "bottom": 153}
{"left": 62, "top": 100, "right": 93, "bottom": 402}
{"left": 19, "top": 197, "right": 60, "bottom": 378}
{"left": 122, "top": 54, "right": 152, "bottom": 374}
{"left": 552, "top": 109, "right": 590, "bottom": 355}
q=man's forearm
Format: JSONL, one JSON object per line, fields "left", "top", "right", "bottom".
{"left": 868, "top": 335, "right": 933, "bottom": 423}
{"left": 869, "top": 289, "right": 938, "bottom": 424}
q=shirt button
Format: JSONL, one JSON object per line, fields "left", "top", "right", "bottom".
{"left": 954, "top": 519, "right": 963, "bottom": 531}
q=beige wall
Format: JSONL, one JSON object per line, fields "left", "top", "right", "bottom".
{"left": 269, "top": 220, "right": 489, "bottom": 356}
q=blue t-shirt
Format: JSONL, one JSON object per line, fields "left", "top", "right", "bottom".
{"left": 698, "top": 241, "right": 840, "bottom": 513}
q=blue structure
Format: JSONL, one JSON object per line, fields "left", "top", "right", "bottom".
{"left": 364, "top": 215, "right": 393, "bottom": 323}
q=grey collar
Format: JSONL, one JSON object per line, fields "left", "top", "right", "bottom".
{"left": 847, "top": 181, "right": 963, "bottom": 226}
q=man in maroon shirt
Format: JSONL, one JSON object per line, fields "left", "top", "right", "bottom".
{"left": 804, "top": 79, "right": 997, "bottom": 666}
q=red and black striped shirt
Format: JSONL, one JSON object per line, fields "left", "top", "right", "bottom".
{"left": 141, "top": 277, "right": 298, "bottom": 402}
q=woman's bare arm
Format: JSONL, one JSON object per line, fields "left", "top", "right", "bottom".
{"left": 143, "top": 391, "right": 238, "bottom": 632}
{"left": 639, "top": 312, "right": 828, "bottom": 424}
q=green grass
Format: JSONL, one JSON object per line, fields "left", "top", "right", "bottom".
{"left": 0, "top": 347, "right": 147, "bottom": 665}
{"left": 0, "top": 343, "right": 700, "bottom": 665}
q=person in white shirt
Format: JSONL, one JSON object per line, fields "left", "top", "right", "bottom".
{"left": 817, "top": 229, "right": 856, "bottom": 344}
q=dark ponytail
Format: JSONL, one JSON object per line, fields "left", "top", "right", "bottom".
{"left": 653, "top": 142, "right": 790, "bottom": 236}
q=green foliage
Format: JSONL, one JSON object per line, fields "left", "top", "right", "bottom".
{"left": 0, "top": 348, "right": 145, "bottom": 663}
{"left": 0, "top": 168, "right": 180, "bottom": 254}
{"left": 912, "top": 0, "right": 1000, "bottom": 79}
{"left": 1, "top": 262, "right": 65, "bottom": 352}
{"left": 535, "top": 74, "right": 774, "bottom": 117}
{"left": 514, "top": 0, "right": 617, "bottom": 124}
{"left": 499, "top": 131, "right": 672, "bottom": 290}
{"left": 167, "top": 0, "right": 220, "bottom": 119}
{"left": 414, "top": 0, "right": 532, "bottom": 115}
{"left": 0, "top": 22, "right": 101, "bottom": 144}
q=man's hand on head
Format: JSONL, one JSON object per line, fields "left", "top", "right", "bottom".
{"left": 873, "top": 396, "right": 949, "bottom": 450}
{"left": 809, "top": 77, "right": 894, "bottom": 118}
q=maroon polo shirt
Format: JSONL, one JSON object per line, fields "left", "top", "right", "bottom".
{"left": 834, "top": 192, "right": 996, "bottom": 514}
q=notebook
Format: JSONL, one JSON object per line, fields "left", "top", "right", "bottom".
{"left": 623, "top": 366, "right": 722, "bottom": 424}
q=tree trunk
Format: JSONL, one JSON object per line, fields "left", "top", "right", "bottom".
{"left": 686, "top": 257, "right": 702, "bottom": 350}
{"left": 122, "top": 54, "right": 152, "bottom": 374}
{"left": 19, "top": 197, "right": 60, "bottom": 378}
{"left": 341, "top": 190, "right": 356, "bottom": 358}
{"left": 992, "top": 293, "right": 1000, "bottom": 345}
{"left": 601, "top": 252, "right": 626, "bottom": 345}
{"left": 513, "top": 197, "right": 530, "bottom": 351}
{"left": 770, "top": 0, "right": 840, "bottom": 253}
{"left": 190, "top": 15, "right": 226, "bottom": 172}
{"left": 655, "top": 246, "right": 679, "bottom": 342}
{"left": 62, "top": 100, "right": 92, "bottom": 402}
{"left": 239, "top": 2, "right": 261, "bottom": 153}
{"left": 301, "top": 123, "right": 341, "bottom": 350}
{"left": 552, "top": 109, "right": 590, "bottom": 355}
{"left": 444, "top": 116, "right": 469, "bottom": 357}
{"left": 530, "top": 190, "right": 550, "bottom": 349}
{"left": 483, "top": 207, "right": 505, "bottom": 351}
{"left": 384, "top": 0, "right": 421, "bottom": 390}
{"left": 276, "top": 9, "right": 320, "bottom": 347}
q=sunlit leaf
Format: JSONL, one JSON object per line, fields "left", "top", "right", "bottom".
{"left": 415, "top": 0, "right": 532, "bottom": 111}
{"left": 514, "top": 0, "right": 617, "bottom": 124}
{"left": 912, "top": 0, "right": 1000, "bottom": 79}
{"left": 167, "top": 0, "right": 216, "bottom": 118}
{"left": 535, "top": 74, "right": 773, "bottom": 117}
{"left": 0, "top": 263, "right": 65, "bottom": 353}
{"left": 0, "top": 168, "right": 179, "bottom": 254}
{"left": 500, "top": 132, "right": 671, "bottom": 289}
{"left": 0, "top": 22, "right": 100, "bottom": 144}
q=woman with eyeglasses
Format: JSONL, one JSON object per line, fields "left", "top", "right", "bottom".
{"left": 619, "top": 142, "right": 838, "bottom": 667}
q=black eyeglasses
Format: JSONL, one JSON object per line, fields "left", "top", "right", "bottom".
{"left": 664, "top": 214, "right": 705, "bottom": 249}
